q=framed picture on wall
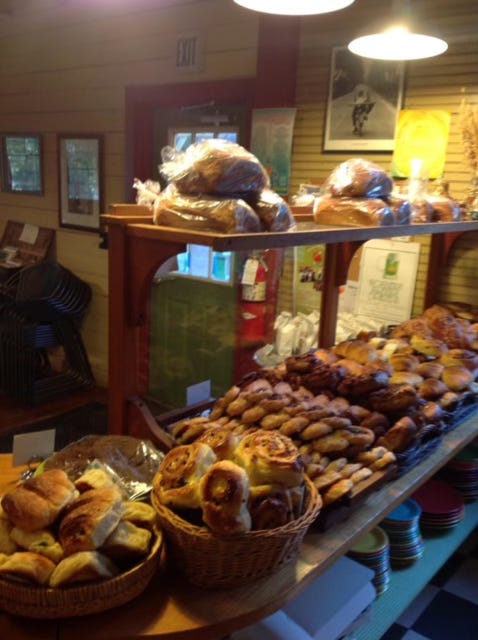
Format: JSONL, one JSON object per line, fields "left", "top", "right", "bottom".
{"left": 58, "top": 134, "right": 103, "bottom": 231}
{"left": 323, "top": 46, "right": 405, "bottom": 152}
{"left": 0, "top": 134, "right": 43, "bottom": 194}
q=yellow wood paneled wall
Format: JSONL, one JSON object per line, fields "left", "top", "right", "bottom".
{"left": 279, "top": 0, "right": 478, "bottom": 322}
{"left": 0, "top": 0, "right": 258, "bottom": 386}
{"left": 1, "top": 0, "right": 477, "bottom": 386}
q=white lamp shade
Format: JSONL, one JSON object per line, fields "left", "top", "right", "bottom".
{"left": 233, "top": 0, "right": 355, "bottom": 16}
{"left": 348, "top": 26, "right": 448, "bottom": 60}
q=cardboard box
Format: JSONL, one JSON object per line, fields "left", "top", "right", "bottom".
{"left": 0, "top": 221, "right": 55, "bottom": 273}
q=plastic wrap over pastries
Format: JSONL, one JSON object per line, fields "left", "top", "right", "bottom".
{"left": 153, "top": 184, "right": 262, "bottom": 233}
{"left": 160, "top": 139, "right": 270, "bottom": 196}
{"left": 313, "top": 195, "right": 395, "bottom": 227}
{"left": 324, "top": 158, "right": 394, "bottom": 199}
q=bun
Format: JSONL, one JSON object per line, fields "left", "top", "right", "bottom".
{"left": 197, "top": 426, "right": 240, "bottom": 460}
{"left": 74, "top": 468, "right": 119, "bottom": 493}
{"left": 389, "top": 371, "right": 424, "bottom": 388}
{"left": 416, "top": 360, "right": 444, "bottom": 379}
{"left": 59, "top": 488, "right": 126, "bottom": 555}
{"left": 441, "top": 366, "right": 474, "bottom": 391}
{"left": 199, "top": 460, "right": 251, "bottom": 535}
{"left": 247, "top": 484, "right": 295, "bottom": 530}
{"left": 334, "top": 340, "right": 379, "bottom": 365}
{"left": 153, "top": 442, "right": 217, "bottom": 509}
{"left": 410, "top": 335, "right": 448, "bottom": 358}
{"left": 49, "top": 550, "right": 118, "bottom": 588}
{"left": 440, "top": 349, "right": 478, "bottom": 372}
{"left": 234, "top": 430, "right": 304, "bottom": 487}
{"left": 390, "top": 353, "right": 420, "bottom": 372}
{"left": 123, "top": 501, "right": 157, "bottom": 530}
{"left": 1, "top": 469, "right": 78, "bottom": 532}
{"left": 369, "top": 384, "right": 418, "bottom": 413}
{"left": 0, "top": 551, "right": 56, "bottom": 586}
{"left": 377, "top": 416, "right": 418, "bottom": 453}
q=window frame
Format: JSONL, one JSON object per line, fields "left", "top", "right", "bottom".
{"left": 0, "top": 133, "right": 44, "bottom": 195}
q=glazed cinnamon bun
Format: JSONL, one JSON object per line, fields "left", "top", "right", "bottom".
{"left": 234, "top": 430, "right": 304, "bottom": 487}
{"left": 197, "top": 426, "right": 239, "bottom": 460}
{"left": 153, "top": 442, "right": 216, "bottom": 509}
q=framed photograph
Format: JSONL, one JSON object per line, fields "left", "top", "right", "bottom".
{"left": 324, "top": 46, "right": 405, "bottom": 152}
{"left": 58, "top": 134, "right": 103, "bottom": 231}
{"left": 0, "top": 134, "right": 43, "bottom": 194}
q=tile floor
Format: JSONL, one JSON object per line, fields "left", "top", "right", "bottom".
{"left": 378, "top": 531, "right": 478, "bottom": 640}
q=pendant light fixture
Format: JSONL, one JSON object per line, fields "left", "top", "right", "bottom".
{"left": 233, "top": 0, "right": 355, "bottom": 16}
{"left": 348, "top": 0, "right": 448, "bottom": 61}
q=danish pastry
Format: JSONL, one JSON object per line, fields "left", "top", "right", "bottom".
{"left": 199, "top": 460, "right": 251, "bottom": 535}
{"left": 153, "top": 442, "right": 217, "bottom": 509}
{"left": 248, "top": 484, "right": 293, "bottom": 530}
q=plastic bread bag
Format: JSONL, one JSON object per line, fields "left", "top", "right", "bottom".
{"left": 323, "top": 158, "right": 393, "bottom": 199}
{"left": 153, "top": 183, "right": 262, "bottom": 233}
{"left": 313, "top": 195, "right": 395, "bottom": 226}
{"left": 383, "top": 194, "right": 414, "bottom": 224}
{"left": 247, "top": 188, "right": 297, "bottom": 231}
{"left": 428, "top": 194, "right": 463, "bottom": 221}
{"left": 133, "top": 177, "right": 161, "bottom": 209}
{"left": 42, "top": 435, "right": 164, "bottom": 499}
{"left": 160, "top": 139, "right": 270, "bottom": 196}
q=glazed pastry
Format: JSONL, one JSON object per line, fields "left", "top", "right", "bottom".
{"left": 199, "top": 460, "right": 251, "bottom": 535}
{"left": 1, "top": 469, "right": 78, "bottom": 532}
{"left": 197, "top": 426, "right": 239, "bottom": 460}
{"left": 248, "top": 484, "right": 293, "bottom": 530}
{"left": 369, "top": 384, "right": 418, "bottom": 413}
{"left": 49, "top": 550, "right": 119, "bottom": 588}
{"left": 153, "top": 442, "right": 217, "bottom": 509}
{"left": 59, "top": 488, "right": 126, "bottom": 555}
{"left": 234, "top": 430, "right": 304, "bottom": 487}
{"left": 0, "top": 551, "right": 56, "bottom": 585}
{"left": 377, "top": 416, "right": 418, "bottom": 453}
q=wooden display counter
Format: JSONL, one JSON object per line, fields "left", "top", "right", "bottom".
{"left": 1, "top": 411, "right": 478, "bottom": 640}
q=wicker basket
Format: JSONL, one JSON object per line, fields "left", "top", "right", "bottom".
{"left": 0, "top": 530, "right": 163, "bottom": 619}
{"left": 152, "top": 475, "right": 321, "bottom": 588}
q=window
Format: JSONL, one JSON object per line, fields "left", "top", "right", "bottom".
{"left": 1, "top": 134, "right": 43, "bottom": 194}
{"left": 168, "top": 127, "right": 239, "bottom": 284}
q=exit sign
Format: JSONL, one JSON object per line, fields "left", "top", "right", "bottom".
{"left": 176, "top": 32, "right": 202, "bottom": 72}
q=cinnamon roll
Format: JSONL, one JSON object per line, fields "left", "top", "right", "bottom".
{"left": 199, "top": 460, "right": 251, "bottom": 535}
{"left": 197, "top": 426, "right": 239, "bottom": 460}
{"left": 153, "top": 442, "right": 216, "bottom": 509}
{"left": 234, "top": 430, "right": 304, "bottom": 488}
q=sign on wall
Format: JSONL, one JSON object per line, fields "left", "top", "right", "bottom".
{"left": 250, "top": 108, "right": 296, "bottom": 195}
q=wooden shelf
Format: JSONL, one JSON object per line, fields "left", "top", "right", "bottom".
{"left": 2, "top": 414, "right": 477, "bottom": 640}
{"left": 101, "top": 215, "right": 478, "bottom": 252}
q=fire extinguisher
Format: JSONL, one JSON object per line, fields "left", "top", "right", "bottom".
{"left": 239, "top": 254, "right": 268, "bottom": 343}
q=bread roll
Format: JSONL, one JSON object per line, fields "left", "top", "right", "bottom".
{"left": 1, "top": 469, "right": 78, "bottom": 532}
{"left": 196, "top": 426, "right": 240, "bottom": 459}
{"left": 0, "top": 518, "right": 17, "bottom": 555}
{"left": 59, "top": 488, "right": 126, "bottom": 555}
{"left": 49, "top": 551, "right": 119, "bottom": 588}
{"left": 199, "top": 460, "right": 251, "bottom": 535}
{"left": 74, "top": 468, "right": 120, "bottom": 494}
{"left": 234, "top": 430, "right": 304, "bottom": 487}
{"left": 153, "top": 442, "right": 217, "bottom": 509}
{"left": 314, "top": 196, "right": 395, "bottom": 227}
{"left": 410, "top": 334, "right": 448, "bottom": 358}
{"left": 0, "top": 551, "right": 56, "bottom": 585}
{"left": 440, "top": 348, "right": 478, "bottom": 372}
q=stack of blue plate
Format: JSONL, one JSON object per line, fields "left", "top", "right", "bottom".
{"left": 381, "top": 499, "right": 424, "bottom": 567}
{"left": 348, "top": 526, "right": 391, "bottom": 596}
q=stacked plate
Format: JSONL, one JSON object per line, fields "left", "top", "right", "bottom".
{"left": 412, "top": 479, "right": 466, "bottom": 532}
{"left": 381, "top": 499, "right": 424, "bottom": 567}
{"left": 348, "top": 526, "right": 391, "bottom": 596}
{"left": 440, "top": 444, "right": 478, "bottom": 501}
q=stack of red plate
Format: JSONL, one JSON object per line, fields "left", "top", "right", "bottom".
{"left": 412, "top": 478, "right": 465, "bottom": 531}
{"left": 440, "top": 443, "right": 478, "bottom": 501}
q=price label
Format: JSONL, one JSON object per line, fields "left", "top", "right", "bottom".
{"left": 241, "top": 258, "right": 259, "bottom": 285}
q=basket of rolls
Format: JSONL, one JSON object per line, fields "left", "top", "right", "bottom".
{"left": 0, "top": 466, "right": 162, "bottom": 618}
{"left": 151, "top": 428, "right": 322, "bottom": 588}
